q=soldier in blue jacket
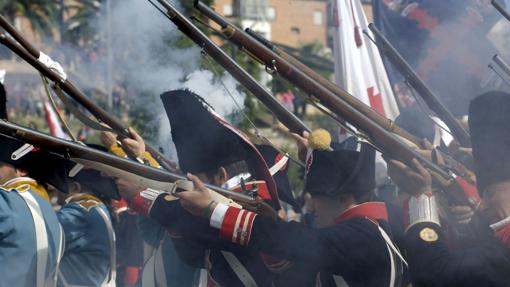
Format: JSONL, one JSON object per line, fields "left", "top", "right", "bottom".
{"left": 0, "top": 134, "right": 66, "bottom": 287}
{"left": 55, "top": 155, "right": 119, "bottom": 287}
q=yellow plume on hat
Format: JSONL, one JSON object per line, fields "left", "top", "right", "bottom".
{"left": 308, "top": 129, "right": 331, "bottom": 151}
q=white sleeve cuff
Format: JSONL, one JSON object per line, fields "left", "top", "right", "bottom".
{"left": 408, "top": 193, "right": 440, "bottom": 228}
{"left": 140, "top": 188, "right": 165, "bottom": 201}
{"left": 210, "top": 203, "right": 229, "bottom": 229}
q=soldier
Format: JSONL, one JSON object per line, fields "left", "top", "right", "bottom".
{"left": 123, "top": 89, "right": 284, "bottom": 286}
{"left": 387, "top": 91, "right": 510, "bottom": 286}
{"left": 0, "top": 134, "right": 66, "bottom": 287}
{"left": 170, "top": 133, "right": 406, "bottom": 286}
{"left": 100, "top": 125, "right": 200, "bottom": 287}
{"left": 54, "top": 149, "right": 118, "bottom": 287}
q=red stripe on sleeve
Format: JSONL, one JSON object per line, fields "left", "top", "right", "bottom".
{"left": 220, "top": 207, "right": 242, "bottom": 242}
{"left": 243, "top": 212, "right": 257, "bottom": 246}
{"left": 235, "top": 210, "right": 249, "bottom": 245}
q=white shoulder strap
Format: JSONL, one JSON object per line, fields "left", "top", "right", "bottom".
{"left": 332, "top": 275, "right": 349, "bottom": 287}
{"left": 18, "top": 191, "right": 50, "bottom": 287}
{"left": 52, "top": 224, "right": 65, "bottom": 286}
{"left": 141, "top": 242, "right": 158, "bottom": 287}
{"left": 154, "top": 242, "right": 168, "bottom": 286}
{"left": 95, "top": 206, "right": 117, "bottom": 287}
{"left": 221, "top": 251, "right": 258, "bottom": 287}
{"left": 376, "top": 225, "right": 407, "bottom": 287}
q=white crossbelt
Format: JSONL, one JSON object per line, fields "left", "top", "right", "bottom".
{"left": 52, "top": 225, "right": 65, "bottom": 286}
{"left": 95, "top": 206, "right": 117, "bottom": 287}
{"left": 332, "top": 225, "right": 407, "bottom": 287}
{"left": 142, "top": 243, "right": 157, "bottom": 287}
{"left": 18, "top": 191, "right": 50, "bottom": 287}
{"left": 221, "top": 251, "right": 258, "bottom": 287}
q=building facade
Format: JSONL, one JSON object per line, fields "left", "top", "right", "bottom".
{"left": 213, "top": 0, "right": 328, "bottom": 48}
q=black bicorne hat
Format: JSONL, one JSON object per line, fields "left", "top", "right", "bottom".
{"left": 0, "top": 134, "right": 69, "bottom": 193}
{"left": 469, "top": 91, "right": 510, "bottom": 194}
{"left": 161, "top": 89, "right": 280, "bottom": 208}
{"left": 305, "top": 138, "right": 375, "bottom": 199}
{"left": 256, "top": 145, "right": 298, "bottom": 209}
{"left": 67, "top": 144, "right": 120, "bottom": 200}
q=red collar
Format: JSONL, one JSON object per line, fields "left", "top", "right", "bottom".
{"left": 334, "top": 202, "right": 388, "bottom": 224}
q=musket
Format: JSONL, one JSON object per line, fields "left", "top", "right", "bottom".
{"left": 0, "top": 119, "right": 277, "bottom": 218}
{"left": 367, "top": 23, "right": 471, "bottom": 148}
{"left": 0, "top": 16, "right": 177, "bottom": 172}
{"left": 243, "top": 27, "right": 422, "bottom": 146}
{"left": 191, "top": 2, "right": 458, "bottom": 185}
{"left": 146, "top": 0, "right": 309, "bottom": 136}
{"left": 492, "top": 0, "right": 510, "bottom": 23}
{"left": 492, "top": 54, "right": 510, "bottom": 79}
{"left": 241, "top": 27, "right": 476, "bottom": 183}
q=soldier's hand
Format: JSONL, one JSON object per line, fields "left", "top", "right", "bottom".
{"left": 386, "top": 158, "right": 432, "bottom": 196}
{"left": 290, "top": 131, "right": 309, "bottom": 163}
{"left": 121, "top": 127, "right": 146, "bottom": 158}
{"left": 100, "top": 130, "right": 117, "bottom": 148}
{"left": 448, "top": 205, "right": 474, "bottom": 226}
{"left": 174, "top": 173, "right": 215, "bottom": 217}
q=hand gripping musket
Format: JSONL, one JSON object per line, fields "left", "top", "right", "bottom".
{"left": 0, "top": 119, "right": 278, "bottom": 218}
{"left": 0, "top": 16, "right": 177, "bottom": 172}
{"left": 146, "top": 0, "right": 309, "bottom": 136}
{"left": 241, "top": 26, "right": 476, "bottom": 182}
{"left": 367, "top": 24, "right": 471, "bottom": 148}
{"left": 192, "top": 3, "right": 466, "bottom": 185}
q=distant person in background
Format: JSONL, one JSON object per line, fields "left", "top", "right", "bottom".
{"left": 278, "top": 89, "right": 295, "bottom": 112}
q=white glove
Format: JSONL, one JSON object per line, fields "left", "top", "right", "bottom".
{"left": 0, "top": 69, "right": 5, "bottom": 84}
{"left": 38, "top": 52, "right": 67, "bottom": 81}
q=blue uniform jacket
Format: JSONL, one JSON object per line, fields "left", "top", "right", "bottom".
{"left": 0, "top": 177, "right": 63, "bottom": 287}
{"left": 137, "top": 215, "right": 200, "bottom": 287}
{"left": 57, "top": 194, "right": 114, "bottom": 286}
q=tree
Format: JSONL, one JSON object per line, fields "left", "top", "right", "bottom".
{"left": 0, "top": 0, "right": 58, "bottom": 37}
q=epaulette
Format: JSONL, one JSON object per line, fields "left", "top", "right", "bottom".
{"left": 68, "top": 193, "right": 102, "bottom": 211}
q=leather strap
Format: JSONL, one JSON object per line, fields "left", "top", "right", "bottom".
{"left": 95, "top": 206, "right": 117, "bottom": 287}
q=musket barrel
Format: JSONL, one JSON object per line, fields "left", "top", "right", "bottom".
{"left": 243, "top": 27, "right": 422, "bottom": 146}
{"left": 153, "top": 0, "right": 310, "bottom": 135}
{"left": 0, "top": 31, "right": 177, "bottom": 171}
{"left": 368, "top": 23, "right": 471, "bottom": 148}
{"left": 493, "top": 54, "right": 510, "bottom": 79}
{"left": 0, "top": 15, "right": 40, "bottom": 58}
{"left": 192, "top": 1, "right": 452, "bottom": 182}
{"left": 0, "top": 119, "right": 252, "bottom": 202}
{"left": 492, "top": 0, "right": 510, "bottom": 22}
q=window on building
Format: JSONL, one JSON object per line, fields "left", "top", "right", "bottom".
{"left": 291, "top": 27, "right": 301, "bottom": 34}
{"left": 223, "top": 4, "right": 233, "bottom": 16}
{"left": 267, "top": 6, "right": 276, "bottom": 21}
{"left": 313, "top": 11, "right": 323, "bottom": 25}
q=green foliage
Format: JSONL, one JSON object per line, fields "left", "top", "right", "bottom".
{"left": 61, "top": 0, "right": 103, "bottom": 48}
{"left": 0, "top": 0, "right": 58, "bottom": 37}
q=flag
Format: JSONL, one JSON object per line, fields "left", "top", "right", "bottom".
{"left": 372, "top": 0, "right": 505, "bottom": 115}
{"left": 332, "top": 0, "right": 400, "bottom": 123}
{"left": 44, "top": 101, "right": 72, "bottom": 140}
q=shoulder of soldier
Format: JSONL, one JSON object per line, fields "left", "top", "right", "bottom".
{"left": 67, "top": 194, "right": 104, "bottom": 211}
